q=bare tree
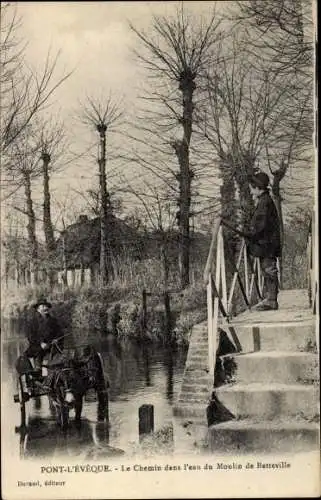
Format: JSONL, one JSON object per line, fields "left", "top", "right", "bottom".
{"left": 4, "top": 126, "right": 41, "bottom": 282}
{"left": 81, "top": 95, "right": 123, "bottom": 285}
{"left": 37, "top": 119, "right": 66, "bottom": 254}
{"left": 196, "top": 20, "right": 313, "bottom": 240}
{"left": 71, "top": 186, "right": 122, "bottom": 218}
{"left": 125, "top": 181, "right": 178, "bottom": 292}
{"left": 130, "top": 4, "right": 223, "bottom": 288}
{"left": 0, "top": 3, "right": 72, "bottom": 155}
{"left": 1, "top": 210, "right": 29, "bottom": 288}
{"left": 228, "top": 0, "right": 314, "bottom": 196}
{"left": 232, "top": 0, "right": 313, "bottom": 77}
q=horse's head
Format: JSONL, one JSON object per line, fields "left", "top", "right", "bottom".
{"left": 49, "top": 345, "right": 106, "bottom": 405}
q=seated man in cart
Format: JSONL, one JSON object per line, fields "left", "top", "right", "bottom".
{"left": 16, "top": 298, "right": 64, "bottom": 398}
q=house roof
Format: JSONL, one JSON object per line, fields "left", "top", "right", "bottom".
{"left": 55, "top": 214, "right": 143, "bottom": 268}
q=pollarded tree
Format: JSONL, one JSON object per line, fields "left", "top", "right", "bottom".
{"left": 81, "top": 94, "right": 123, "bottom": 285}
{"left": 228, "top": 0, "right": 315, "bottom": 210}
{"left": 198, "top": 21, "right": 312, "bottom": 246}
{"left": 130, "top": 4, "right": 223, "bottom": 288}
{"left": 37, "top": 119, "right": 67, "bottom": 255}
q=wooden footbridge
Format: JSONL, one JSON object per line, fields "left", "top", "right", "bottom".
{"left": 174, "top": 216, "right": 319, "bottom": 454}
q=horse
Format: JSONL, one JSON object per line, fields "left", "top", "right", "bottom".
{"left": 15, "top": 341, "right": 109, "bottom": 431}
{"left": 46, "top": 344, "right": 110, "bottom": 430}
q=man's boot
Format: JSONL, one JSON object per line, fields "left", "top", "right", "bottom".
{"left": 253, "top": 276, "right": 278, "bottom": 311}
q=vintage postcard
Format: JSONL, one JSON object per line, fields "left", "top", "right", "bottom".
{"left": 1, "top": 1, "right": 319, "bottom": 499}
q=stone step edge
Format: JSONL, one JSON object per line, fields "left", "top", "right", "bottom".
{"left": 208, "top": 419, "right": 320, "bottom": 431}
{"left": 214, "top": 383, "right": 320, "bottom": 393}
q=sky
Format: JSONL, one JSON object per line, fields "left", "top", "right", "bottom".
{"left": 2, "top": 1, "right": 316, "bottom": 238}
{"left": 4, "top": 1, "right": 228, "bottom": 235}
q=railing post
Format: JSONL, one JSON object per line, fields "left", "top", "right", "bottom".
{"left": 204, "top": 218, "right": 221, "bottom": 377}
{"left": 219, "top": 226, "right": 227, "bottom": 312}
{"left": 207, "top": 277, "right": 215, "bottom": 376}
{"left": 210, "top": 238, "right": 222, "bottom": 374}
{"left": 244, "top": 244, "right": 249, "bottom": 300}
{"left": 311, "top": 211, "right": 317, "bottom": 313}
{"left": 227, "top": 239, "right": 245, "bottom": 313}
{"left": 256, "top": 258, "right": 264, "bottom": 296}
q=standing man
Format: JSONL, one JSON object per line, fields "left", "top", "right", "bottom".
{"left": 24, "top": 298, "right": 64, "bottom": 377}
{"left": 247, "top": 172, "right": 281, "bottom": 311}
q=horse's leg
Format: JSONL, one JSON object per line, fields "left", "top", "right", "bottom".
{"left": 74, "top": 393, "right": 83, "bottom": 423}
{"left": 93, "top": 421, "right": 109, "bottom": 444}
{"left": 93, "top": 352, "right": 110, "bottom": 423}
{"left": 96, "top": 384, "right": 109, "bottom": 423}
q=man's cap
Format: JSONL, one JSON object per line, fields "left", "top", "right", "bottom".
{"left": 250, "top": 172, "right": 270, "bottom": 189}
{"left": 33, "top": 298, "right": 52, "bottom": 309}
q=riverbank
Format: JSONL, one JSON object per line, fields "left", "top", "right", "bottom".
{"left": 1, "top": 282, "right": 207, "bottom": 345}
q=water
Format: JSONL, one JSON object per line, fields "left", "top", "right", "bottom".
{"left": 1, "top": 325, "right": 188, "bottom": 461}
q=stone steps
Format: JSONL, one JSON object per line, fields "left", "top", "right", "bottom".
{"left": 207, "top": 419, "right": 320, "bottom": 454}
{"left": 173, "top": 403, "right": 207, "bottom": 419}
{"left": 181, "top": 377, "right": 210, "bottom": 386}
{"left": 225, "top": 351, "right": 319, "bottom": 384}
{"left": 174, "top": 335, "right": 211, "bottom": 419}
{"left": 180, "top": 384, "right": 210, "bottom": 394}
{"left": 178, "top": 392, "right": 211, "bottom": 404}
{"left": 228, "top": 320, "right": 315, "bottom": 353}
{"left": 186, "top": 357, "right": 209, "bottom": 369}
{"left": 174, "top": 290, "right": 319, "bottom": 453}
{"left": 215, "top": 383, "right": 320, "bottom": 420}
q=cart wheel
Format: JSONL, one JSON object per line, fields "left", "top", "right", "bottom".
{"left": 16, "top": 376, "right": 28, "bottom": 427}
{"left": 58, "top": 403, "right": 70, "bottom": 431}
{"left": 19, "top": 426, "right": 29, "bottom": 459}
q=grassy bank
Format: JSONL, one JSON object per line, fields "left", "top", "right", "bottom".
{"left": 1, "top": 245, "right": 308, "bottom": 345}
{"left": 1, "top": 277, "right": 207, "bottom": 346}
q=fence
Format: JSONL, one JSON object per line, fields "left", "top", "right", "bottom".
{"left": 203, "top": 218, "right": 268, "bottom": 376}
{"left": 307, "top": 212, "right": 318, "bottom": 315}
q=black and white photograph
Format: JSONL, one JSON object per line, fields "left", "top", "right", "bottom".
{"left": 1, "top": 1, "right": 319, "bottom": 499}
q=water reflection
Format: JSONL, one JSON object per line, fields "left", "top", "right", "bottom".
{"left": 2, "top": 328, "right": 187, "bottom": 460}
{"left": 164, "top": 347, "right": 175, "bottom": 402}
{"left": 15, "top": 416, "right": 121, "bottom": 460}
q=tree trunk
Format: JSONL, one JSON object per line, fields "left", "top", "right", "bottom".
{"left": 175, "top": 69, "right": 196, "bottom": 288}
{"left": 5, "top": 259, "right": 9, "bottom": 288}
{"left": 98, "top": 125, "right": 108, "bottom": 286}
{"left": 23, "top": 171, "right": 38, "bottom": 284}
{"left": 161, "top": 240, "right": 170, "bottom": 291}
{"left": 80, "top": 260, "right": 85, "bottom": 286}
{"left": 42, "top": 152, "right": 56, "bottom": 286}
{"left": 42, "top": 153, "right": 55, "bottom": 252}
{"left": 271, "top": 170, "right": 286, "bottom": 252}
{"left": 233, "top": 152, "right": 256, "bottom": 233}
{"left": 220, "top": 159, "right": 238, "bottom": 296}
{"left": 271, "top": 164, "right": 287, "bottom": 288}
{"left": 220, "top": 160, "right": 238, "bottom": 257}
{"left": 179, "top": 143, "right": 191, "bottom": 288}
{"left": 61, "top": 231, "right": 68, "bottom": 288}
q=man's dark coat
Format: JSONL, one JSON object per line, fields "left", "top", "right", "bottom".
{"left": 25, "top": 312, "right": 63, "bottom": 357}
{"left": 248, "top": 190, "right": 281, "bottom": 258}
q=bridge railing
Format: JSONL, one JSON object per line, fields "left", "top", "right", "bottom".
{"left": 203, "top": 218, "right": 266, "bottom": 376}
{"left": 307, "top": 212, "right": 318, "bottom": 316}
